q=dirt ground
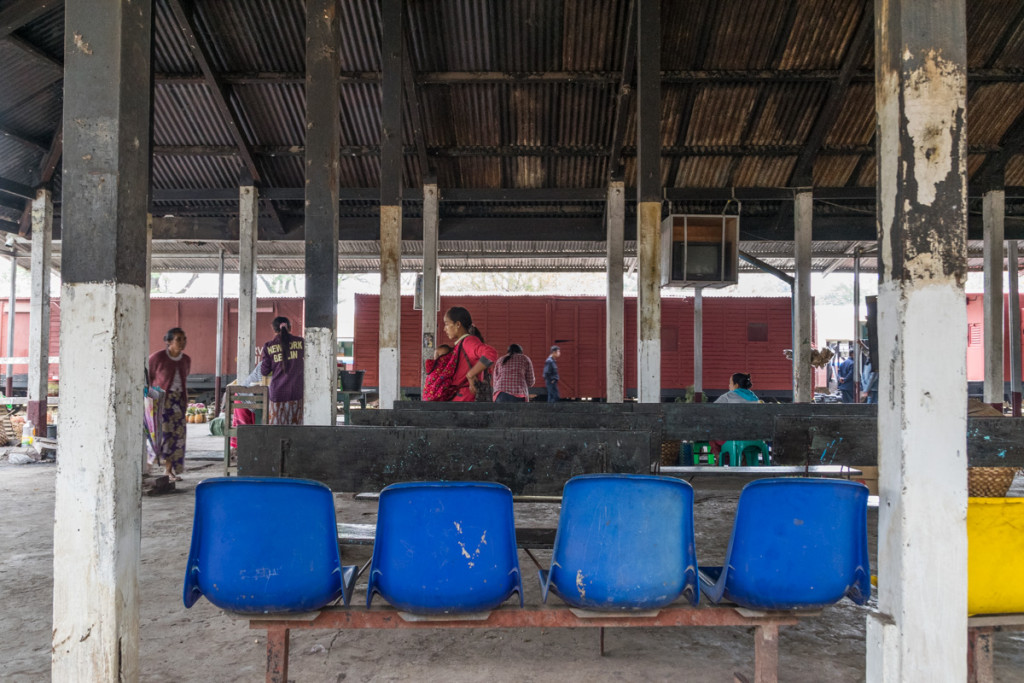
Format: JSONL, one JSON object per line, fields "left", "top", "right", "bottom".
{"left": 1, "top": 454, "right": 1023, "bottom": 682}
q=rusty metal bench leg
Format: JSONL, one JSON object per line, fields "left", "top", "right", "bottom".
{"left": 265, "top": 626, "right": 290, "bottom": 683}
{"left": 968, "top": 628, "right": 994, "bottom": 683}
{"left": 753, "top": 623, "right": 779, "bottom": 683}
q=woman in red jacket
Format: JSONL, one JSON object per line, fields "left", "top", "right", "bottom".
{"left": 148, "top": 327, "right": 190, "bottom": 481}
{"left": 442, "top": 306, "right": 497, "bottom": 402}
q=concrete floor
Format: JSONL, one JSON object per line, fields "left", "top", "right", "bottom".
{"left": 1, "top": 448, "right": 1023, "bottom": 681}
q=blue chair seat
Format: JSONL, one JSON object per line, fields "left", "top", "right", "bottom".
{"left": 699, "top": 478, "right": 870, "bottom": 610}
{"left": 183, "top": 477, "right": 357, "bottom": 614}
{"left": 366, "top": 481, "right": 523, "bottom": 615}
{"left": 539, "top": 474, "right": 699, "bottom": 611}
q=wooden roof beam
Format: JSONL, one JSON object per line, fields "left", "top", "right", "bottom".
{"left": 789, "top": 0, "right": 874, "bottom": 187}
{"left": 606, "top": 0, "right": 636, "bottom": 180}
{"left": 165, "top": 0, "right": 285, "bottom": 234}
{"left": 0, "top": 0, "right": 61, "bottom": 39}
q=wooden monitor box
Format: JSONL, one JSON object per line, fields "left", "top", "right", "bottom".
{"left": 660, "top": 214, "right": 739, "bottom": 288}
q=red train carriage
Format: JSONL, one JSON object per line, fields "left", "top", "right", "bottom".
{"left": 353, "top": 294, "right": 802, "bottom": 400}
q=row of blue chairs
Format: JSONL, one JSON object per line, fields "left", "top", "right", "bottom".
{"left": 183, "top": 475, "right": 870, "bottom": 616}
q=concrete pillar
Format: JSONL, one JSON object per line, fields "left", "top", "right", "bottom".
{"left": 420, "top": 183, "right": 439, "bottom": 394}
{"left": 26, "top": 189, "right": 51, "bottom": 430}
{"left": 605, "top": 180, "right": 625, "bottom": 403}
{"left": 237, "top": 185, "right": 258, "bottom": 380}
{"left": 866, "top": 0, "right": 968, "bottom": 679}
{"left": 1008, "top": 240, "right": 1022, "bottom": 416}
{"left": 378, "top": 0, "right": 403, "bottom": 409}
{"left": 793, "top": 191, "right": 813, "bottom": 402}
{"left": 304, "top": 0, "right": 341, "bottom": 425}
{"left": 693, "top": 287, "right": 703, "bottom": 401}
{"left": 5, "top": 249, "right": 15, "bottom": 399}
{"left": 636, "top": 0, "right": 661, "bottom": 404}
{"left": 983, "top": 190, "right": 1005, "bottom": 407}
{"left": 53, "top": 0, "right": 152, "bottom": 678}
{"left": 214, "top": 247, "right": 225, "bottom": 408}
{"left": 143, "top": 216, "right": 152, "bottom": 472}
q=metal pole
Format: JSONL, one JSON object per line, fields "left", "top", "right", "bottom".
{"left": 853, "top": 247, "right": 861, "bottom": 402}
{"left": 1009, "top": 240, "right": 1022, "bottom": 416}
{"left": 214, "top": 247, "right": 225, "bottom": 409}
{"left": 6, "top": 252, "right": 16, "bottom": 399}
{"left": 693, "top": 287, "right": 703, "bottom": 402}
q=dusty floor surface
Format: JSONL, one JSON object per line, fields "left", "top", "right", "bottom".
{"left": 2, "top": 445, "right": 1023, "bottom": 682}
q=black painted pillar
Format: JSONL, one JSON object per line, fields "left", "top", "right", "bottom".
{"left": 53, "top": 0, "right": 153, "bottom": 678}
{"left": 304, "top": 0, "right": 341, "bottom": 425}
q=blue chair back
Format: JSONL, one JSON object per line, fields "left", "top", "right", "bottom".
{"left": 701, "top": 478, "right": 870, "bottom": 610}
{"left": 183, "top": 477, "right": 356, "bottom": 613}
{"left": 366, "top": 481, "right": 523, "bottom": 614}
{"left": 540, "top": 474, "right": 698, "bottom": 610}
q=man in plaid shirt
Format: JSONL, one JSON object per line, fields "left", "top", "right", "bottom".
{"left": 492, "top": 344, "right": 536, "bottom": 402}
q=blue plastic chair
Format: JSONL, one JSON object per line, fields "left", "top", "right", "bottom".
{"left": 539, "top": 474, "right": 699, "bottom": 611}
{"left": 183, "top": 477, "right": 357, "bottom": 613}
{"left": 366, "top": 481, "right": 523, "bottom": 614}
{"left": 699, "top": 478, "right": 871, "bottom": 610}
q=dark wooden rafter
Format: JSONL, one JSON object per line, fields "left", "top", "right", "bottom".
{"left": 789, "top": 1, "right": 874, "bottom": 186}
{"left": 164, "top": 0, "right": 285, "bottom": 234}
{"left": 151, "top": 67, "right": 1024, "bottom": 86}
{"left": 401, "top": 27, "right": 432, "bottom": 181}
{"left": 984, "top": 3, "right": 1024, "bottom": 70}
{"left": 0, "top": 176, "right": 34, "bottom": 199}
{"left": 636, "top": 0, "right": 660, "bottom": 202}
{"left": 606, "top": 0, "right": 636, "bottom": 181}
{"left": 15, "top": 113, "right": 61, "bottom": 236}
{"left": 721, "top": 0, "right": 802, "bottom": 186}
{"left": 0, "top": 0, "right": 61, "bottom": 39}
{"left": 846, "top": 131, "right": 876, "bottom": 187}
{"left": 380, "top": 0, "right": 403, "bottom": 205}
{"left": 0, "top": 118, "right": 48, "bottom": 153}
{"left": 973, "top": 107, "right": 1024, "bottom": 192}
{"left": 4, "top": 34, "right": 62, "bottom": 72}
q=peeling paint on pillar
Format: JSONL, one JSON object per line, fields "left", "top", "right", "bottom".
{"left": 53, "top": 283, "right": 144, "bottom": 682}
{"left": 637, "top": 200, "right": 661, "bottom": 403}
{"left": 303, "top": 327, "right": 335, "bottom": 425}
{"left": 379, "top": 204, "right": 402, "bottom": 409}
{"left": 869, "top": 1, "right": 968, "bottom": 679}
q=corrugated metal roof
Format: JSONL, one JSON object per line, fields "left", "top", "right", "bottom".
{"left": 0, "top": 0, "right": 1022, "bottom": 276}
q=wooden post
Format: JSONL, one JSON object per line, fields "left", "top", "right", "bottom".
{"left": 304, "top": 0, "right": 341, "bottom": 425}
{"left": 1008, "top": 240, "right": 1022, "bottom": 416}
{"left": 753, "top": 623, "right": 780, "bottom": 683}
{"left": 693, "top": 287, "right": 703, "bottom": 402}
{"left": 867, "top": 0, "right": 969, "bottom": 679}
{"left": 265, "top": 626, "right": 290, "bottom": 683}
{"left": 635, "top": 0, "right": 661, "bottom": 403}
{"left": 421, "top": 183, "right": 439, "bottom": 395}
{"left": 214, "top": 247, "right": 225, "bottom": 407}
{"left": 238, "top": 185, "right": 258, "bottom": 381}
{"left": 378, "top": 0, "right": 404, "bottom": 409}
{"left": 606, "top": 180, "right": 625, "bottom": 403}
{"left": 27, "top": 189, "right": 51, "bottom": 430}
{"left": 5, "top": 250, "right": 15, "bottom": 398}
{"left": 793, "top": 190, "right": 813, "bottom": 402}
{"left": 983, "top": 190, "right": 1005, "bottom": 408}
{"left": 53, "top": 0, "right": 152, "bottom": 677}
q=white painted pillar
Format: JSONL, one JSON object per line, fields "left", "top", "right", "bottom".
{"left": 27, "top": 189, "right": 52, "bottom": 431}
{"left": 379, "top": 205, "right": 402, "bottom": 409}
{"left": 237, "top": 185, "right": 258, "bottom": 380}
{"left": 867, "top": 0, "right": 968, "bottom": 678}
{"left": 983, "top": 190, "right": 1005, "bottom": 406}
{"left": 421, "top": 184, "right": 439, "bottom": 394}
{"left": 53, "top": 0, "right": 152, "bottom": 677}
{"left": 793, "top": 190, "right": 813, "bottom": 402}
{"left": 637, "top": 202, "right": 661, "bottom": 403}
{"left": 5, "top": 251, "right": 16, "bottom": 398}
{"left": 605, "top": 180, "right": 625, "bottom": 403}
{"left": 1008, "top": 240, "right": 1022, "bottom": 416}
{"left": 693, "top": 287, "right": 703, "bottom": 400}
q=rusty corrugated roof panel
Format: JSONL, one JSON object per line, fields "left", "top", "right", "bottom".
{"left": 813, "top": 155, "right": 860, "bottom": 187}
{"left": 777, "top": 0, "right": 864, "bottom": 71}
{"left": 702, "top": 0, "right": 792, "bottom": 70}
{"left": 747, "top": 82, "right": 828, "bottom": 145}
{"left": 733, "top": 156, "right": 797, "bottom": 187}
{"left": 824, "top": 83, "right": 875, "bottom": 147}
{"left": 685, "top": 85, "right": 760, "bottom": 146}
{"left": 154, "top": 84, "right": 236, "bottom": 145}
{"left": 194, "top": 0, "right": 305, "bottom": 73}
{"left": 968, "top": 83, "right": 1024, "bottom": 147}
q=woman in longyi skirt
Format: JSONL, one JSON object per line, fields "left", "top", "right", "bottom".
{"left": 148, "top": 327, "right": 191, "bottom": 481}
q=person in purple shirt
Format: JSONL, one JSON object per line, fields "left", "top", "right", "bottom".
{"left": 260, "top": 316, "right": 305, "bottom": 425}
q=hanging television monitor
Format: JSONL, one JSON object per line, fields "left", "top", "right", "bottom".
{"left": 661, "top": 214, "right": 739, "bottom": 288}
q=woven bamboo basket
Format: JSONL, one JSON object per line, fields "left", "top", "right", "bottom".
{"left": 660, "top": 440, "right": 682, "bottom": 466}
{"left": 967, "top": 467, "right": 1020, "bottom": 497}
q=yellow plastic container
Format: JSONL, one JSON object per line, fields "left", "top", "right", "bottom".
{"left": 968, "top": 497, "right": 1024, "bottom": 615}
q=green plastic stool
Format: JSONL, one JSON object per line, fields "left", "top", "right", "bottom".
{"left": 719, "top": 440, "right": 769, "bottom": 466}
{"left": 692, "top": 441, "right": 716, "bottom": 466}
